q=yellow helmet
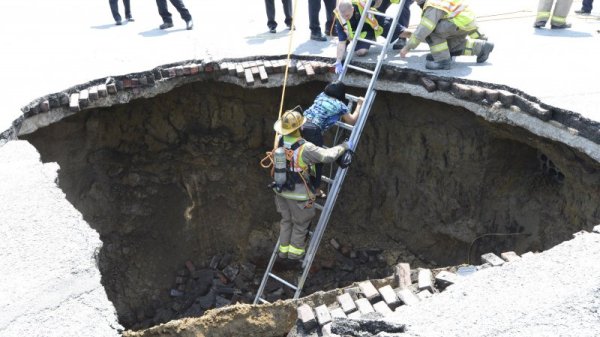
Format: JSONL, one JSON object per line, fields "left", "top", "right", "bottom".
{"left": 273, "top": 110, "right": 305, "bottom": 135}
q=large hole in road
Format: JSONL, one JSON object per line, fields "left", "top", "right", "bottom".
{"left": 22, "top": 80, "right": 600, "bottom": 330}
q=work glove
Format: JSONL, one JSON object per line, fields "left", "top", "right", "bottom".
{"left": 334, "top": 61, "right": 343, "bottom": 74}
{"left": 337, "top": 149, "right": 354, "bottom": 169}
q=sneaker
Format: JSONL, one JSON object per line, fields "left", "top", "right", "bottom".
{"left": 115, "top": 20, "right": 122, "bottom": 26}
{"left": 186, "top": 19, "right": 193, "bottom": 30}
{"left": 269, "top": 27, "right": 276, "bottom": 33}
{"left": 127, "top": 17, "right": 135, "bottom": 22}
{"left": 159, "top": 22, "right": 173, "bottom": 29}
{"left": 476, "top": 42, "right": 494, "bottom": 63}
{"left": 551, "top": 23, "right": 572, "bottom": 29}
{"left": 575, "top": 9, "right": 591, "bottom": 15}
{"left": 310, "top": 33, "right": 327, "bottom": 41}
{"left": 425, "top": 58, "right": 452, "bottom": 70}
{"left": 286, "top": 24, "right": 296, "bottom": 31}
{"left": 533, "top": 20, "right": 546, "bottom": 28}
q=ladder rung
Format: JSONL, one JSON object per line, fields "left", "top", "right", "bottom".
{"left": 258, "top": 297, "right": 270, "bottom": 304}
{"left": 347, "top": 64, "right": 374, "bottom": 75}
{"left": 367, "top": 9, "right": 394, "bottom": 19}
{"left": 269, "top": 273, "right": 298, "bottom": 290}
{"left": 357, "top": 38, "right": 385, "bottom": 47}
{"left": 335, "top": 120, "right": 354, "bottom": 131}
{"left": 313, "top": 203, "right": 324, "bottom": 211}
{"left": 321, "top": 176, "right": 334, "bottom": 185}
{"left": 345, "top": 93, "right": 361, "bottom": 101}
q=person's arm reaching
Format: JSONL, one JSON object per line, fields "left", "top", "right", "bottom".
{"left": 341, "top": 97, "right": 363, "bottom": 125}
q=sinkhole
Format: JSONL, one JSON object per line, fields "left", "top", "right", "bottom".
{"left": 21, "top": 79, "right": 600, "bottom": 331}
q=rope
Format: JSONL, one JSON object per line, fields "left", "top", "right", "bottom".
{"left": 261, "top": 0, "right": 300, "bottom": 170}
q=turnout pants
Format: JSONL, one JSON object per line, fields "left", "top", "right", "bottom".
{"left": 426, "top": 20, "right": 485, "bottom": 61}
{"left": 275, "top": 195, "right": 315, "bottom": 259}
{"left": 535, "top": 0, "right": 573, "bottom": 26}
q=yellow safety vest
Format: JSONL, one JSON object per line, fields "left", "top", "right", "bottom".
{"left": 424, "top": 0, "right": 477, "bottom": 31}
{"left": 334, "top": 0, "right": 384, "bottom": 40}
{"left": 274, "top": 135, "right": 315, "bottom": 201}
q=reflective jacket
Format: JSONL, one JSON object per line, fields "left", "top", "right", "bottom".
{"left": 406, "top": 0, "right": 477, "bottom": 50}
{"left": 274, "top": 135, "right": 348, "bottom": 201}
{"left": 334, "top": 0, "right": 384, "bottom": 40}
{"left": 424, "top": 0, "right": 476, "bottom": 31}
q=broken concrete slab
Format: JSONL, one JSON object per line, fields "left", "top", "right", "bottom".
{"left": 298, "top": 304, "right": 317, "bottom": 331}
{"left": 315, "top": 304, "right": 332, "bottom": 326}
{"left": 358, "top": 281, "right": 379, "bottom": 301}
{"left": 481, "top": 253, "right": 505, "bottom": 267}
{"left": 500, "top": 251, "right": 521, "bottom": 262}
{"left": 395, "top": 263, "right": 411, "bottom": 289}
{"left": 378, "top": 285, "right": 401, "bottom": 308}
{"left": 395, "top": 288, "right": 420, "bottom": 306}
{"left": 417, "top": 268, "right": 433, "bottom": 292}
{"left": 355, "top": 298, "right": 375, "bottom": 315}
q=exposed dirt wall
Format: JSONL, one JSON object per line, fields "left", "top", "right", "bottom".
{"left": 22, "top": 80, "right": 600, "bottom": 329}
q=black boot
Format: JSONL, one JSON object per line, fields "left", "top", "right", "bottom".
{"left": 425, "top": 58, "right": 451, "bottom": 70}
{"left": 533, "top": 20, "right": 546, "bottom": 28}
{"left": 476, "top": 42, "right": 494, "bottom": 63}
{"left": 426, "top": 51, "right": 461, "bottom": 61}
{"left": 551, "top": 23, "right": 571, "bottom": 29}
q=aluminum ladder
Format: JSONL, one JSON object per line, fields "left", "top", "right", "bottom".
{"left": 254, "top": 0, "right": 408, "bottom": 304}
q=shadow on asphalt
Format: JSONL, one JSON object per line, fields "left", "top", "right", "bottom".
{"left": 138, "top": 28, "right": 189, "bottom": 37}
{"left": 245, "top": 30, "right": 294, "bottom": 45}
{"left": 91, "top": 23, "right": 124, "bottom": 30}
{"left": 533, "top": 28, "right": 593, "bottom": 38}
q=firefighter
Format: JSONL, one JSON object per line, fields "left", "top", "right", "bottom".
{"left": 534, "top": 0, "right": 573, "bottom": 29}
{"left": 399, "top": 0, "right": 494, "bottom": 70}
{"left": 272, "top": 110, "right": 350, "bottom": 260}
{"left": 333, "top": 0, "right": 411, "bottom": 73}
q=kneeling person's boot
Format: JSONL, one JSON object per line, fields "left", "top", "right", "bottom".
{"left": 426, "top": 51, "right": 461, "bottom": 61}
{"left": 476, "top": 42, "right": 494, "bottom": 63}
{"left": 425, "top": 58, "right": 452, "bottom": 70}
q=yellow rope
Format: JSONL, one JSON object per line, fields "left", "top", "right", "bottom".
{"left": 273, "top": 0, "right": 299, "bottom": 144}
{"left": 262, "top": 0, "right": 300, "bottom": 170}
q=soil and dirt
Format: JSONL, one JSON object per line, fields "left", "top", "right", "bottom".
{"left": 22, "top": 80, "right": 600, "bottom": 332}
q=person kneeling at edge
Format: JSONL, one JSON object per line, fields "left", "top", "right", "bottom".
{"left": 399, "top": 0, "right": 494, "bottom": 70}
{"left": 301, "top": 81, "right": 363, "bottom": 198}
{"left": 273, "top": 110, "right": 351, "bottom": 260}
{"left": 333, "top": 0, "right": 412, "bottom": 74}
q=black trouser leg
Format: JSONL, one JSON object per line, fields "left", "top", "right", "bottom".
{"left": 169, "top": 0, "right": 192, "bottom": 21}
{"left": 300, "top": 122, "right": 324, "bottom": 189}
{"left": 323, "top": 0, "right": 336, "bottom": 35}
{"left": 123, "top": 0, "right": 132, "bottom": 19}
{"left": 308, "top": 0, "right": 322, "bottom": 35}
{"left": 282, "top": 0, "right": 293, "bottom": 27}
{"left": 156, "top": 0, "right": 173, "bottom": 23}
{"left": 399, "top": 0, "right": 413, "bottom": 28}
{"left": 109, "top": 0, "right": 122, "bottom": 22}
{"left": 265, "top": 0, "right": 277, "bottom": 28}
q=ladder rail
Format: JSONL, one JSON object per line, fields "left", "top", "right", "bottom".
{"left": 253, "top": 236, "right": 281, "bottom": 304}
{"left": 338, "top": 0, "right": 376, "bottom": 80}
{"left": 295, "top": 90, "right": 378, "bottom": 299}
{"left": 255, "top": 0, "right": 408, "bottom": 303}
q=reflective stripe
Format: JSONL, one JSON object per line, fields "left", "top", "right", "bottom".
{"left": 551, "top": 16, "right": 566, "bottom": 24}
{"left": 421, "top": 17, "right": 436, "bottom": 31}
{"left": 279, "top": 245, "right": 290, "bottom": 253}
{"left": 344, "top": 1, "right": 384, "bottom": 39}
{"left": 536, "top": 11, "right": 551, "bottom": 20}
{"left": 430, "top": 41, "right": 449, "bottom": 53}
{"left": 463, "top": 40, "right": 474, "bottom": 55}
{"left": 277, "top": 190, "right": 310, "bottom": 201}
{"left": 469, "top": 31, "right": 480, "bottom": 39}
{"left": 407, "top": 34, "right": 421, "bottom": 49}
{"left": 288, "top": 245, "right": 305, "bottom": 256}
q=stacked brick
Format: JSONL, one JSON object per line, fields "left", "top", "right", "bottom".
{"left": 14, "top": 56, "right": 599, "bottom": 145}
{"left": 293, "top": 249, "right": 535, "bottom": 336}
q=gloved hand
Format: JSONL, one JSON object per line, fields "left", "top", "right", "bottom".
{"left": 337, "top": 149, "right": 354, "bottom": 169}
{"left": 334, "top": 61, "right": 343, "bottom": 74}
